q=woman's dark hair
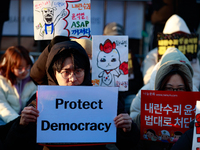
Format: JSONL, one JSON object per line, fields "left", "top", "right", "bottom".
{"left": 159, "top": 68, "right": 191, "bottom": 91}
{"left": 0, "top": 46, "right": 32, "bottom": 85}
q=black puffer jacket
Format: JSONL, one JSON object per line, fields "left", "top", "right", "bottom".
{"left": 170, "top": 120, "right": 194, "bottom": 150}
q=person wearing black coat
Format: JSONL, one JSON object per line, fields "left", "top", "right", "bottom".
{"left": 0, "top": 36, "right": 140, "bottom": 150}
{"left": 170, "top": 120, "right": 194, "bottom": 150}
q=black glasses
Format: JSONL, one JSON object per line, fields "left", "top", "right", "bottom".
{"left": 59, "top": 69, "right": 84, "bottom": 79}
{"left": 164, "top": 87, "right": 186, "bottom": 91}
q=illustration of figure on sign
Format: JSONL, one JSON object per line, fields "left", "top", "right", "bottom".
{"left": 160, "top": 130, "right": 170, "bottom": 143}
{"left": 97, "top": 39, "right": 128, "bottom": 87}
{"left": 170, "top": 131, "right": 182, "bottom": 142}
{"left": 35, "top": 7, "right": 68, "bottom": 38}
{"left": 143, "top": 129, "right": 158, "bottom": 141}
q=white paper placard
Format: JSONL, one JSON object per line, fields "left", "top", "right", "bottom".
{"left": 33, "top": 0, "right": 91, "bottom": 40}
{"left": 37, "top": 86, "right": 118, "bottom": 143}
{"left": 92, "top": 35, "right": 128, "bottom": 91}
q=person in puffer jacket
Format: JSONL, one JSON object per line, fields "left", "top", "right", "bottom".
{"left": 0, "top": 46, "right": 37, "bottom": 125}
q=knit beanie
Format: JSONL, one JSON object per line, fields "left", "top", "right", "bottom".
{"left": 155, "top": 47, "right": 193, "bottom": 91}
{"left": 103, "top": 22, "right": 124, "bottom": 35}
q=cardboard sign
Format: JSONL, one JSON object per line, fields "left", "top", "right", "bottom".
{"left": 157, "top": 33, "right": 199, "bottom": 63}
{"left": 192, "top": 101, "right": 200, "bottom": 150}
{"left": 34, "top": 0, "right": 91, "bottom": 40}
{"left": 37, "top": 86, "right": 118, "bottom": 144}
{"left": 92, "top": 35, "right": 129, "bottom": 91}
{"left": 141, "top": 90, "right": 200, "bottom": 143}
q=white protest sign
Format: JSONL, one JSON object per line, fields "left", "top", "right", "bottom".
{"left": 192, "top": 100, "right": 200, "bottom": 150}
{"left": 92, "top": 35, "right": 129, "bottom": 91}
{"left": 33, "top": 0, "right": 91, "bottom": 40}
{"left": 37, "top": 86, "right": 118, "bottom": 143}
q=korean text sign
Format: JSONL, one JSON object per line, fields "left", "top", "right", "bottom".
{"left": 92, "top": 35, "right": 129, "bottom": 91}
{"left": 37, "top": 86, "right": 118, "bottom": 143}
{"left": 34, "top": 0, "right": 91, "bottom": 40}
{"left": 157, "top": 33, "right": 198, "bottom": 62}
{"left": 192, "top": 101, "right": 200, "bottom": 150}
{"left": 141, "top": 90, "right": 200, "bottom": 143}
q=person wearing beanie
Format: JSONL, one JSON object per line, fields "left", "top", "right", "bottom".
{"left": 130, "top": 47, "right": 198, "bottom": 150}
{"left": 103, "top": 22, "right": 124, "bottom": 35}
{"left": 142, "top": 14, "right": 200, "bottom": 89}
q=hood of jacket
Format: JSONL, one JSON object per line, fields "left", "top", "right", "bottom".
{"left": 163, "top": 14, "right": 191, "bottom": 34}
{"left": 155, "top": 47, "right": 193, "bottom": 91}
{"left": 31, "top": 41, "right": 92, "bottom": 86}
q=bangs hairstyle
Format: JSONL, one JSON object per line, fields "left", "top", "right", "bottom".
{"left": 52, "top": 49, "right": 87, "bottom": 80}
{"left": 0, "top": 46, "right": 32, "bottom": 85}
{"left": 159, "top": 68, "right": 191, "bottom": 91}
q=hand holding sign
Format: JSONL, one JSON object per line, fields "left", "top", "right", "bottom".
{"left": 20, "top": 106, "right": 39, "bottom": 126}
{"left": 114, "top": 113, "right": 132, "bottom": 132}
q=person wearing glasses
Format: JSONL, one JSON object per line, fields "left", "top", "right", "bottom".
{"left": 0, "top": 46, "right": 37, "bottom": 125}
{"left": 2, "top": 38, "right": 139, "bottom": 150}
{"left": 129, "top": 47, "right": 198, "bottom": 149}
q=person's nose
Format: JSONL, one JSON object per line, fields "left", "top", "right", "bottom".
{"left": 22, "top": 67, "right": 26, "bottom": 72}
{"left": 69, "top": 73, "right": 77, "bottom": 82}
{"left": 18, "top": 68, "right": 26, "bottom": 74}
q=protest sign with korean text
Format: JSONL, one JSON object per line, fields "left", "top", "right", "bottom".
{"left": 37, "top": 86, "right": 118, "bottom": 144}
{"left": 141, "top": 90, "right": 200, "bottom": 143}
{"left": 157, "top": 33, "right": 198, "bottom": 62}
{"left": 192, "top": 101, "right": 200, "bottom": 150}
{"left": 92, "top": 35, "right": 128, "bottom": 91}
{"left": 34, "top": 0, "right": 91, "bottom": 40}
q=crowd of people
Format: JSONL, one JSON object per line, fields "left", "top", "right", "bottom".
{"left": 0, "top": 12, "right": 199, "bottom": 150}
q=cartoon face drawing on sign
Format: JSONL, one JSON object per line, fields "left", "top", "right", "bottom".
{"left": 97, "top": 39, "right": 122, "bottom": 87}
{"left": 36, "top": 7, "right": 68, "bottom": 38}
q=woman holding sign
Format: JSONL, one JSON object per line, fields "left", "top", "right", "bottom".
{"left": 130, "top": 47, "right": 198, "bottom": 149}
{"left": 130, "top": 47, "right": 198, "bottom": 121}
{"left": 2, "top": 37, "right": 139, "bottom": 150}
